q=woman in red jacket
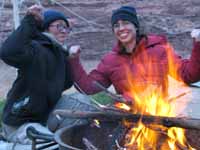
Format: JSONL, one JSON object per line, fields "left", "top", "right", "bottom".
{"left": 69, "top": 6, "right": 200, "bottom": 101}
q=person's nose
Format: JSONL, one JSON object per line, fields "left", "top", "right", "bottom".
{"left": 119, "top": 23, "right": 125, "bottom": 30}
{"left": 60, "top": 28, "right": 67, "bottom": 33}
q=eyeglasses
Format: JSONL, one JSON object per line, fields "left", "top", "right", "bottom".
{"left": 49, "top": 24, "right": 71, "bottom": 33}
{"left": 113, "top": 20, "right": 132, "bottom": 30}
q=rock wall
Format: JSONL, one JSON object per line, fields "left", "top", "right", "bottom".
{"left": 1, "top": 0, "right": 200, "bottom": 60}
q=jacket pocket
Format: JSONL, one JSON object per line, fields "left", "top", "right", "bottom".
{"left": 11, "top": 96, "right": 30, "bottom": 116}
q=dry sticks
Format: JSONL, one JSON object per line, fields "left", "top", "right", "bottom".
{"left": 54, "top": 109, "right": 200, "bottom": 130}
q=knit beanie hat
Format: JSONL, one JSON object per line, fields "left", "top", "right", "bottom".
{"left": 111, "top": 6, "right": 139, "bottom": 29}
{"left": 43, "top": 9, "right": 69, "bottom": 29}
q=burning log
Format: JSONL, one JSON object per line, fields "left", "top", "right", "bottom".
{"left": 93, "top": 81, "right": 189, "bottom": 105}
{"left": 54, "top": 109, "right": 200, "bottom": 130}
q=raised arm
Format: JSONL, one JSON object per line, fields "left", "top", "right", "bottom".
{"left": 179, "top": 41, "right": 200, "bottom": 83}
{"left": 68, "top": 46, "right": 112, "bottom": 94}
{"left": 0, "top": 5, "right": 43, "bottom": 68}
{"left": 167, "top": 29, "right": 200, "bottom": 84}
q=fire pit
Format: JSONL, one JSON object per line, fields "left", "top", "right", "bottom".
{"left": 27, "top": 88, "right": 200, "bottom": 149}
{"left": 27, "top": 121, "right": 200, "bottom": 150}
{"left": 54, "top": 122, "right": 121, "bottom": 150}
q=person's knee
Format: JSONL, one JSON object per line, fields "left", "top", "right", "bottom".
{"left": 47, "top": 92, "right": 98, "bottom": 132}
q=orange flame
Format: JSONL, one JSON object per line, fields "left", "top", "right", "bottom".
{"left": 116, "top": 43, "right": 194, "bottom": 150}
{"left": 115, "top": 102, "right": 131, "bottom": 111}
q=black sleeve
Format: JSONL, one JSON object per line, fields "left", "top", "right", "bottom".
{"left": 64, "top": 59, "right": 74, "bottom": 89}
{"left": 0, "top": 15, "right": 42, "bottom": 68}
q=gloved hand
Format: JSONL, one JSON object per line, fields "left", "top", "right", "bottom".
{"left": 26, "top": 4, "right": 43, "bottom": 22}
{"left": 68, "top": 45, "right": 81, "bottom": 58}
{"left": 191, "top": 29, "right": 200, "bottom": 42}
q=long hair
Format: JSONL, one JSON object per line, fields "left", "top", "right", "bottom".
{"left": 118, "top": 32, "right": 147, "bottom": 55}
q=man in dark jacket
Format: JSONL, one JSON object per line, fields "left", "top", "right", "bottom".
{"left": 0, "top": 4, "right": 73, "bottom": 143}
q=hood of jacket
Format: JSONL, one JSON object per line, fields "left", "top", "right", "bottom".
{"left": 112, "top": 34, "right": 167, "bottom": 54}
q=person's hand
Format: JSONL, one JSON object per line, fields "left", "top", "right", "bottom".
{"left": 68, "top": 45, "right": 81, "bottom": 58}
{"left": 27, "top": 4, "right": 43, "bottom": 22}
{"left": 191, "top": 29, "right": 200, "bottom": 42}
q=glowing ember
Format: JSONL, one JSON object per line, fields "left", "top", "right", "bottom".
{"left": 93, "top": 119, "right": 101, "bottom": 128}
{"left": 116, "top": 44, "right": 195, "bottom": 150}
{"left": 115, "top": 102, "right": 131, "bottom": 111}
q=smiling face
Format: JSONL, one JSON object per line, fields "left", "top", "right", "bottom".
{"left": 47, "top": 19, "right": 70, "bottom": 44}
{"left": 113, "top": 20, "right": 137, "bottom": 53}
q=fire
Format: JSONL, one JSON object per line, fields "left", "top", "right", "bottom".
{"left": 115, "top": 102, "right": 131, "bottom": 111}
{"left": 116, "top": 43, "right": 195, "bottom": 149}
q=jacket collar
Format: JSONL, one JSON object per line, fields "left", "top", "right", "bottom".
{"left": 36, "top": 32, "right": 68, "bottom": 51}
{"left": 112, "top": 34, "right": 167, "bottom": 53}
{"left": 35, "top": 33, "right": 53, "bottom": 46}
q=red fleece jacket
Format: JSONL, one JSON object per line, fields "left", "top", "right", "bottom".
{"left": 69, "top": 35, "right": 200, "bottom": 96}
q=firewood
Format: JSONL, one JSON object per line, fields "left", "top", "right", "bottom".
{"left": 82, "top": 137, "right": 98, "bottom": 150}
{"left": 54, "top": 109, "right": 200, "bottom": 130}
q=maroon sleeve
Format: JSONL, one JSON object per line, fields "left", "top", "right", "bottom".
{"left": 178, "top": 41, "right": 200, "bottom": 83}
{"left": 69, "top": 56, "right": 112, "bottom": 94}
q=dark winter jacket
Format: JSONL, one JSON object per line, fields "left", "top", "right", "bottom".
{"left": 0, "top": 15, "right": 73, "bottom": 126}
{"left": 69, "top": 35, "right": 200, "bottom": 97}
